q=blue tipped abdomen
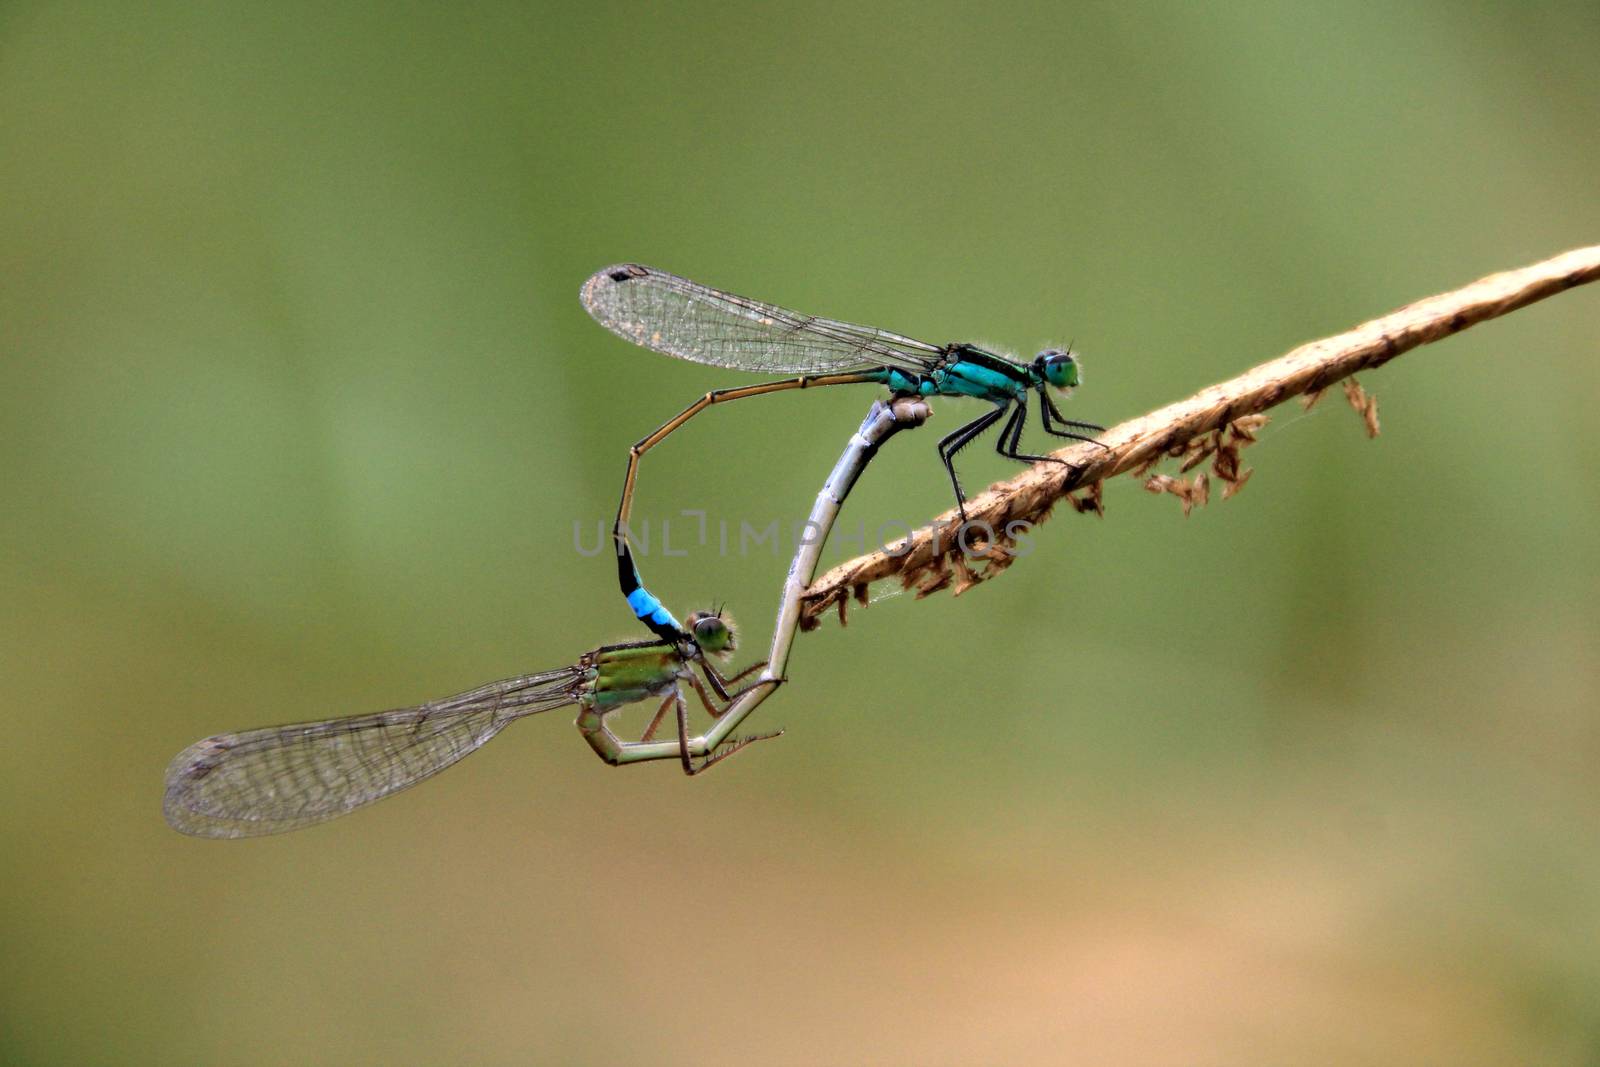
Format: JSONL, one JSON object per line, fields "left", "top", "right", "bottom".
{"left": 626, "top": 587, "right": 683, "bottom": 635}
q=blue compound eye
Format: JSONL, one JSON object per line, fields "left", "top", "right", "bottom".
{"left": 1038, "top": 350, "right": 1080, "bottom": 390}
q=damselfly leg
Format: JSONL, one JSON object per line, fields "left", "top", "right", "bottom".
{"left": 937, "top": 405, "right": 1008, "bottom": 521}
{"left": 614, "top": 373, "right": 877, "bottom": 551}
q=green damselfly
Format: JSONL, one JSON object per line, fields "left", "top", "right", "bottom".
{"left": 581, "top": 263, "right": 1106, "bottom": 567}
{"left": 161, "top": 399, "right": 930, "bottom": 837}
{"left": 162, "top": 612, "right": 768, "bottom": 838}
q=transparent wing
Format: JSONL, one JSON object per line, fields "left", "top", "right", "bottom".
{"left": 163, "top": 667, "right": 586, "bottom": 838}
{"left": 580, "top": 263, "right": 945, "bottom": 375}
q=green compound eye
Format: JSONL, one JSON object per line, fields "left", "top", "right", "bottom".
{"left": 1037, "top": 349, "right": 1080, "bottom": 390}
{"left": 688, "top": 611, "right": 734, "bottom": 654}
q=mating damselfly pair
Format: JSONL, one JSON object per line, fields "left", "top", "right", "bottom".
{"left": 163, "top": 264, "right": 1101, "bottom": 837}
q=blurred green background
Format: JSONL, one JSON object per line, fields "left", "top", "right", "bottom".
{"left": 4, "top": 2, "right": 1599, "bottom": 1064}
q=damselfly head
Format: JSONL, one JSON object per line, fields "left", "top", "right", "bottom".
{"left": 1034, "top": 348, "right": 1081, "bottom": 392}
{"left": 1030, "top": 350, "right": 1081, "bottom": 391}
{"left": 685, "top": 610, "right": 737, "bottom": 657}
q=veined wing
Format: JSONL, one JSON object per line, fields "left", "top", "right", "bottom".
{"left": 163, "top": 667, "right": 586, "bottom": 838}
{"left": 580, "top": 264, "right": 945, "bottom": 376}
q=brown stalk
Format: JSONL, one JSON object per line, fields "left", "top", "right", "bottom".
{"left": 799, "top": 244, "right": 1600, "bottom": 626}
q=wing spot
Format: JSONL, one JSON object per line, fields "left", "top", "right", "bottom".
{"left": 184, "top": 759, "right": 217, "bottom": 781}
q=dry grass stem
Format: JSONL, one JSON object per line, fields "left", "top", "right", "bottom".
{"left": 799, "top": 244, "right": 1600, "bottom": 627}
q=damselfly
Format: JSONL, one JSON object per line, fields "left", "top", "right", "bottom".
{"left": 163, "top": 612, "right": 768, "bottom": 838}
{"left": 581, "top": 264, "right": 1106, "bottom": 567}
{"left": 163, "top": 399, "right": 929, "bottom": 837}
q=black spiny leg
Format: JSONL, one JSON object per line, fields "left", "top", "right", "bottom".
{"left": 936, "top": 403, "right": 1009, "bottom": 521}
{"left": 996, "top": 396, "right": 1028, "bottom": 458}
{"left": 994, "top": 395, "right": 1069, "bottom": 466}
{"left": 1037, "top": 386, "right": 1108, "bottom": 491}
{"left": 995, "top": 394, "right": 1095, "bottom": 494}
{"left": 1039, "top": 386, "right": 1108, "bottom": 446}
